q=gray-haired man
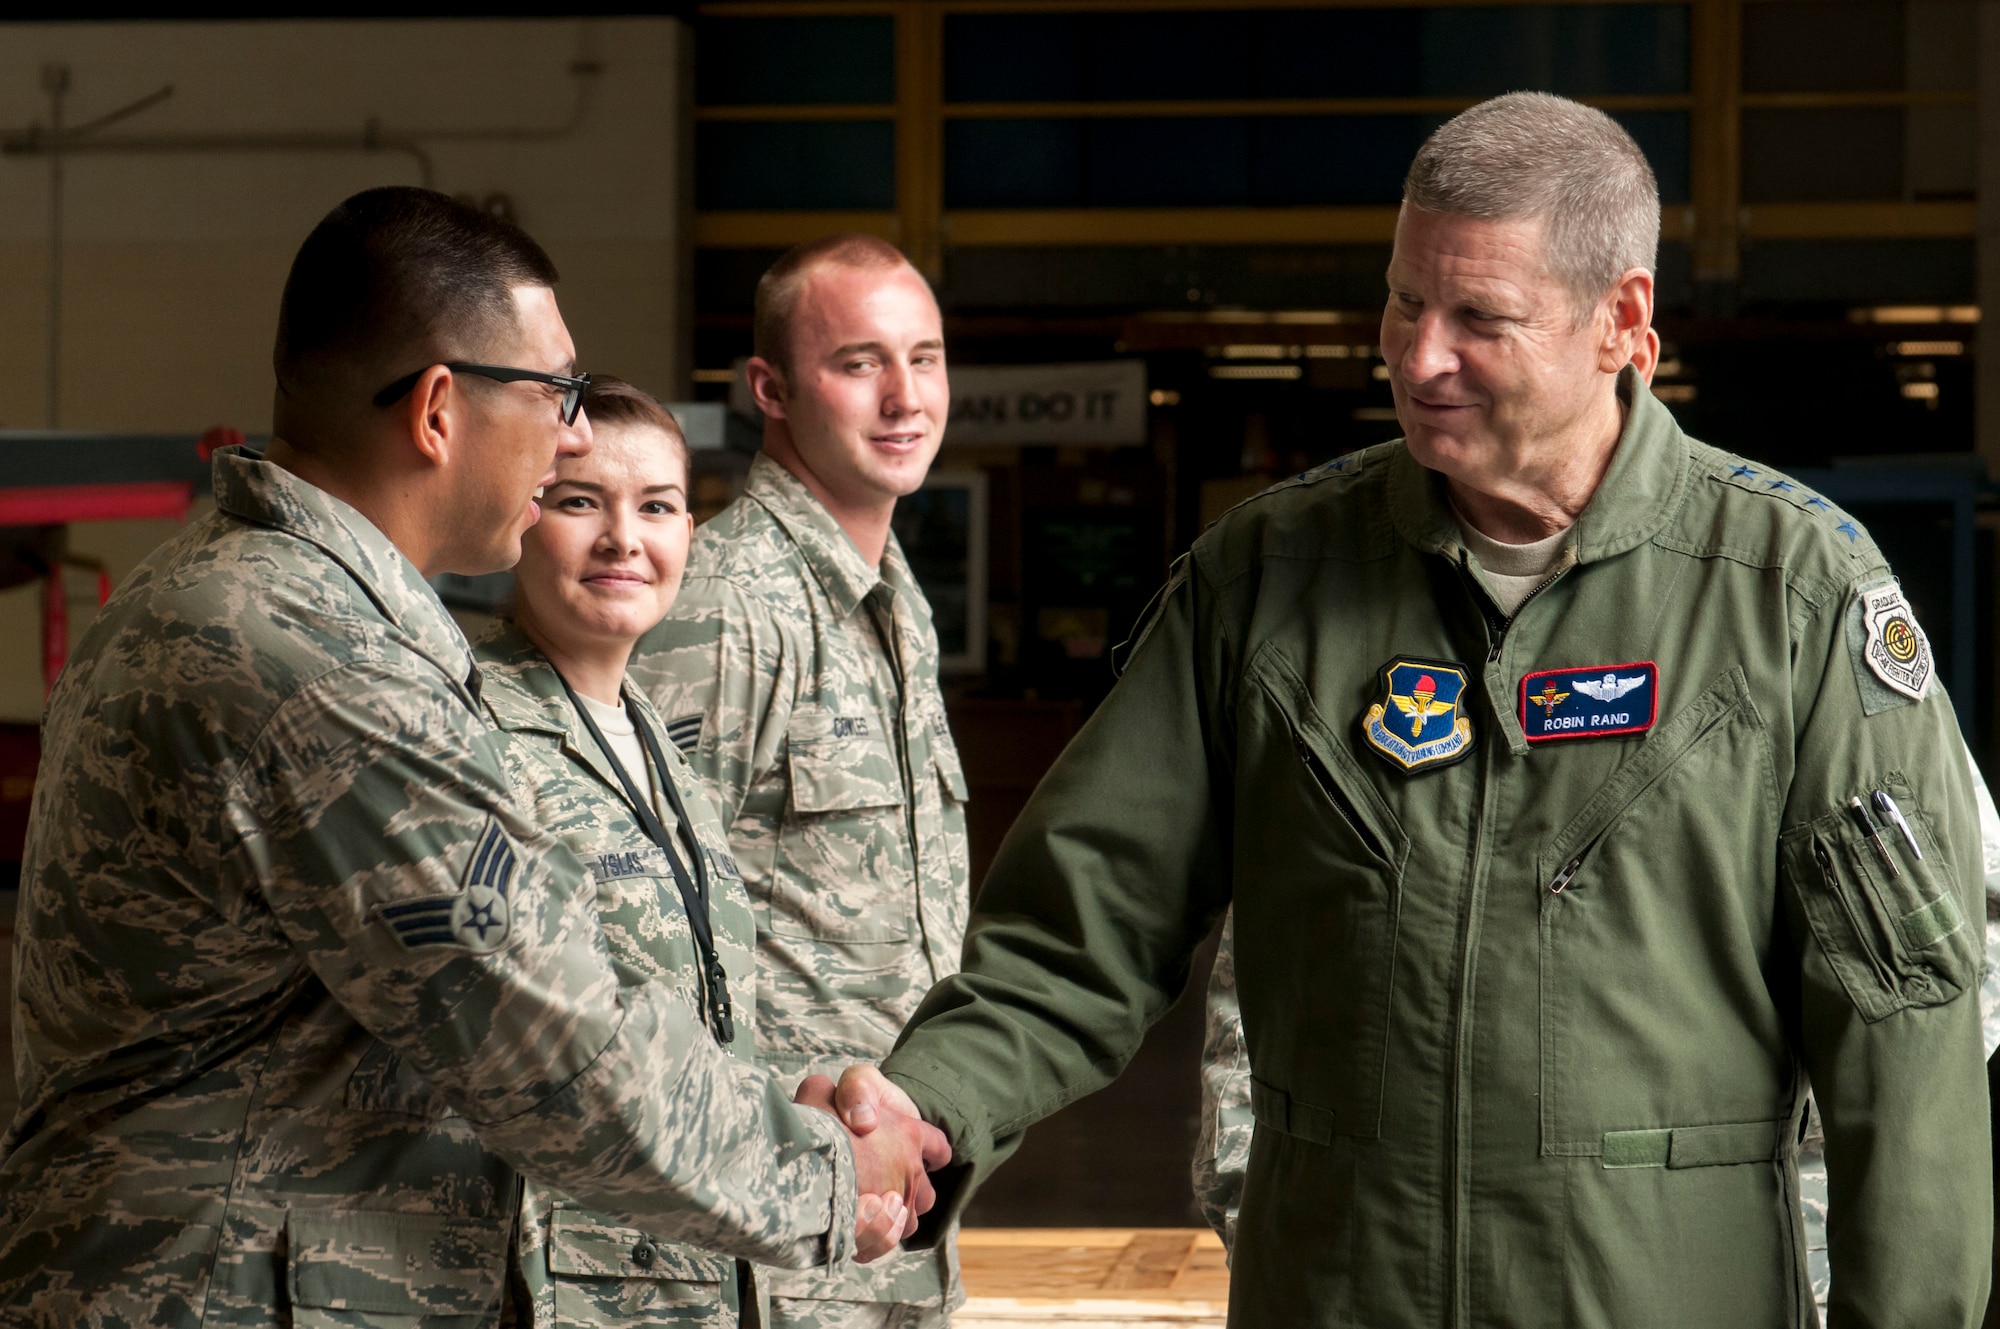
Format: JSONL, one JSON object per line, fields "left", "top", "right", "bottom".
{"left": 848, "top": 91, "right": 1992, "bottom": 1326}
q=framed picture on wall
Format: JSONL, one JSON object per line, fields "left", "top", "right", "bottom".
{"left": 892, "top": 470, "right": 989, "bottom": 675}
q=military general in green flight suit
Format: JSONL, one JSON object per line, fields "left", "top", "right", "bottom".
{"left": 842, "top": 91, "right": 1994, "bottom": 1327}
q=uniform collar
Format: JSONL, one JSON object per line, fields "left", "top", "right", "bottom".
{"left": 744, "top": 452, "right": 906, "bottom": 618}
{"left": 1389, "top": 366, "right": 1691, "bottom": 567}
{"left": 212, "top": 447, "right": 475, "bottom": 692}
{"left": 472, "top": 618, "right": 664, "bottom": 794}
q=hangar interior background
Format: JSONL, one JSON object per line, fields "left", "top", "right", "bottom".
{"left": 0, "top": 0, "right": 1996, "bottom": 1302}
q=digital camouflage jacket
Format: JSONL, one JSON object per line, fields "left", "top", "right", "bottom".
{"left": 476, "top": 624, "right": 765, "bottom": 1328}
{"left": 0, "top": 451, "right": 855, "bottom": 1328}
{"left": 885, "top": 374, "right": 1992, "bottom": 1328}
{"left": 630, "top": 453, "right": 967, "bottom": 1311}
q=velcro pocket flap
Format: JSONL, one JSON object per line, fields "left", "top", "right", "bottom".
{"left": 287, "top": 1208, "right": 505, "bottom": 1314}
{"left": 1601, "top": 1119, "right": 1789, "bottom": 1170}
{"left": 547, "top": 1208, "right": 730, "bottom": 1283}
{"left": 788, "top": 736, "right": 903, "bottom": 814}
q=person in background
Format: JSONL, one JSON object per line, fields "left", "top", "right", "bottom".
{"left": 629, "top": 234, "right": 969, "bottom": 1329}
{"left": 0, "top": 189, "right": 937, "bottom": 1325}
{"left": 481, "top": 376, "right": 837, "bottom": 1326}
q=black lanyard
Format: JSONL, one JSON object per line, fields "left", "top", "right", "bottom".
{"left": 560, "top": 676, "right": 735, "bottom": 1046}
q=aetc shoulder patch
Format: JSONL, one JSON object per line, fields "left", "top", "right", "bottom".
{"left": 1362, "top": 657, "right": 1475, "bottom": 774}
{"left": 1518, "top": 661, "right": 1660, "bottom": 744}
{"left": 374, "top": 818, "right": 518, "bottom": 953}
{"left": 1856, "top": 581, "right": 1932, "bottom": 704}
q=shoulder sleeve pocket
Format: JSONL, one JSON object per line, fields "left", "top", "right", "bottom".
{"left": 1781, "top": 776, "right": 1982, "bottom": 1023}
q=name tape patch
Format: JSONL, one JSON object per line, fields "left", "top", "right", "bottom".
{"left": 1519, "top": 661, "right": 1660, "bottom": 744}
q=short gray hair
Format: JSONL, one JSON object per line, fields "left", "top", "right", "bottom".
{"left": 1403, "top": 92, "right": 1659, "bottom": 314}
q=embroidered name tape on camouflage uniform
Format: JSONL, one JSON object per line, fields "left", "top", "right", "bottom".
{"left": 374, "top": 818, "right": 518, "bottom": 951}
{"left": 1519, "top": 661, "right": 1660, "bottom": 744}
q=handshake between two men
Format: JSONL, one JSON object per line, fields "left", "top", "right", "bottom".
{"left": 795, "top": 1065, "right": 950, "bottom": 1262}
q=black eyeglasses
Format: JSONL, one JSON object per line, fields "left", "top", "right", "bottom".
{"left": 373, "top": 362, "right": 591, "bottom": 426}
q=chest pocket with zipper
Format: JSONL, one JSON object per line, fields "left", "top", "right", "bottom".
{"left": 1779, "top": 771, "right": 1979, "bottom": 1023}
{"left": 1235, "top": 647, "right": 1411, "bottom": 1143}
{"left": 1536, "top": 668, "right": 1790, "bottom": 1153}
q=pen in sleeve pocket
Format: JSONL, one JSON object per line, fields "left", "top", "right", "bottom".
{"left": 1872, "top": 789, "right": 1924, "bottom": 861}
{"left": 1847, "top": 796, "right": 1900, "bottom": 879}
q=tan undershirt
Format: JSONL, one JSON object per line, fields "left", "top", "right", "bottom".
{"left": 1454, "top": 506, "right": 1574, "bottom": 617}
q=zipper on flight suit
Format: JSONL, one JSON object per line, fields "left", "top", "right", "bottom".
{"left": 1291, "top": 729, "right": 1392, "bottom": 864}
{"left": 1444, "top": 544, "right": 1573, "bottom": 1328}
{"left": 1457, "top": 548, "right": 1576, "bottom": 663}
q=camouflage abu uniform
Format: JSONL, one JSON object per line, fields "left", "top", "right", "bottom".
{"left": 630, "top": 452, "right": 969, "bottom": 1327}
{"left": 477, "top": 622, "right": 765, "bottom": 1327}
{"left": 1, "top": 450, "right": 857, "bottom": 1327}
{"left": 1194, "top": 739, "right": 2000, "bottom": 1321}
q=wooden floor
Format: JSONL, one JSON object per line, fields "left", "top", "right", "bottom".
{"left": 958, "top": 1229, "right": 1228, "bottom": 1327}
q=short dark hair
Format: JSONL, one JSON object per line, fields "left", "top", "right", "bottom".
{"left": 580, "top": 376, "right": 690, "bottom": 472}
{"left": 274, "top": 186, "right": 559, "bottom": 405}
{"left": 752, "top": 232, "right": 917, "bottom": 372}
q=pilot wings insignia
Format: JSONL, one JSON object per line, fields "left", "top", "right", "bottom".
{"left": 1572, "top": 673, "right": 1645, "bottom": 703}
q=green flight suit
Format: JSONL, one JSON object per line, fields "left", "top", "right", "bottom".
{"left": 884, "top": 373, "right": 1991, "bottom": 1328}
{"left": 476, "top": 624, "right": 763, "bottom": 1327}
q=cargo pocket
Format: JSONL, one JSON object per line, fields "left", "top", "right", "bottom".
{"left": 547, "top": 1208, "right": 732, "bottom": 1327}
{"left": 286, "top": 1208, "right": 504, "bottom": 1326}
{"left": 771, "top": 730, "right": 910, "bottom": 942}
{"left": 1782, "top": 773, "right": 1980, "bottom": 1022}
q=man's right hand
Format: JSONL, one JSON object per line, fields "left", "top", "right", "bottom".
{"left": 794, "top": 1073, "right": 950, "bottom": 1261}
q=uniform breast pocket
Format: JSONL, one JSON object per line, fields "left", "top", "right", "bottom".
{"left": 771, "top": 734, "right": 912, "bottom": 942}
{"left": 1235, "top": 651, "right": 1410, "bottom": 1142}
{"left": 548, "top": 1208, "right": 733, "bottom": 1328}
{"left": 1781, "top": 772, "right": 1981, "bottom": 1023}
{"left": 1536, "top": 669, "right": 1789, "bottom": 1154}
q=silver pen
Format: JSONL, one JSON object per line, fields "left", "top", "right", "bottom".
{"left": 1872, "top": 788, "right": 1923, "bottom": 861}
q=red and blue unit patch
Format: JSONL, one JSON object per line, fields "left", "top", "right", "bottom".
{"left": 1362, "top": 656, "right": 1476, "bottom": 774}
{"left": 1518, "top": 661, "right": 1659, "bottom": 744}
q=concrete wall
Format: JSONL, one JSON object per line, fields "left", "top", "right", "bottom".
{"left": 0, "top": 17, "right": 691, "bottom": 727}
{"left": 0, "top": 16, "right": 690, "bottom": 430}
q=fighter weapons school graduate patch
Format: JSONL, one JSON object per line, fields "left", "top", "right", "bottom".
{"left": 1518, "top": 661, "right": 1660, "bottom": 744}
{"left": 1362, "top": 657, "right": 1476, "bottom": 774}
{"left": 1856, "top": 580, "right": 1933, "bottom": 704}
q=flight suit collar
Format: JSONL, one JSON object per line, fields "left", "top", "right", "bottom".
{"left": 211, "top": 446, "right": 476, "bottom": 695}
{"left": 744, "top": 452, "right": 886, "bottom": 618}
{"left": 1387, "top": 366, "right": 1691, "bottom": 567}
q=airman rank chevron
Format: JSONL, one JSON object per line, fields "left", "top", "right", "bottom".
{"left": 1519, "top": 661, "right": 1659, "bottom": 744}
{"left": 1362, "top": 657, "right": 1475, "bottom": 774}
{"left": 374, "top": 818, "right": 518, "bottom": 953}
{"left": 666, "top": 714, "right": 702, "bottom": 756}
